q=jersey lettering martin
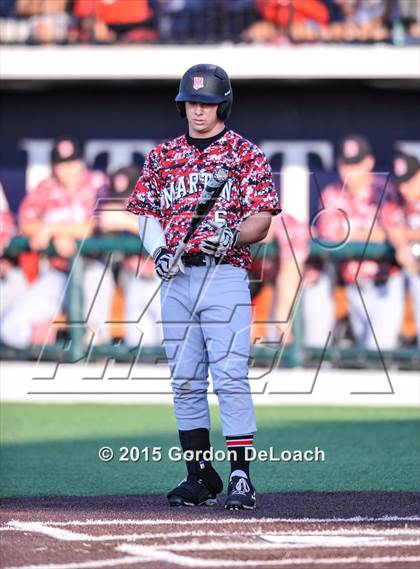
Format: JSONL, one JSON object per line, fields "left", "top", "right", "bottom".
{"left": 127, "top": 130, "right": 281, "bottom": 269}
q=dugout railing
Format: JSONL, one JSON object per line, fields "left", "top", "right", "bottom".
{"left": 1, "top": 236, "right": 418, "bottom": 369}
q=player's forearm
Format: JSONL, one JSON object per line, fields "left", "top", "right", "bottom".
{"left": 237, "top": 212, "right": 272, "bottom": 245}
{"left": 100, "top": 210, "right": 139, "bottom": 234}
{"left": 138, "top": 215, "right": 166, "bottom": 257}
{"left": 259, "top": 218, "right": 277, "bottom": 244}
{"left": 49, "top": 223, "right": 92, "bottom": 239}
{"left": 349, "top": 226, "right": 385, "bottom": 243}
{"left": 21, "top": 220, "right": 92, "bottom": 240}
{"left": 20, "top": 220, "right": 46, "bottom": 238}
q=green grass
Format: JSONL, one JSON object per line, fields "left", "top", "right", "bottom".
{"left": 1, "top": 404, "right": 419, "bottom": 497}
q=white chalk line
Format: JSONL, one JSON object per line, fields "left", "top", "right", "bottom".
{"left": 260, "top": 534, "right": 420, "bottom": 547}
{"left": 0, "top": 527, "right": 18, "bottom": 531}
{"left": 3, "top": 519, "right": 420, "bottom": 569}
{"left": 120, "top": 545, "right": 420, "bottom": 567}
{"left": 4, "top": 550, "right": 420, "bottom": 569}
{"left": 4, "top": 556, "right": 151, "bottom": 569}
{"left": 6, "top": 521, "right": 420, "bottom": 543}
{"left": 6, "top": 522, "right": 248, "bottom": 541}
{"left": 156, "top": 537, "right": 420, "bottom": 551}
{"left": 11, "top": 515, "right": 419, "bottom": 526}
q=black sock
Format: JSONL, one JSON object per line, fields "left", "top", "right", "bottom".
{"left": 179, "top": 428, "right": 211, "bottom": 476}
{"left": 225, "top": 434, "right": 254, "bottom": 479}
{"left": 178, "top": 428, "right": 222, "bottom": 493}
{"left": 179, "top": 427, "right": 210, "bottom": 453}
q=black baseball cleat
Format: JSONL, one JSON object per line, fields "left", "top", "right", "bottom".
{"left": 224, "top": 470, "right": 256, "bottom": 510}
{"left": 167, "top": 471, "right": 223, "bottom": 507}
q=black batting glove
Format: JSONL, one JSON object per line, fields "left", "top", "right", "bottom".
{"left": 153, "top": 247, "right": 182, "bottom": 280}
{"left": 200, "top": 222, "right": 240, "bottom": 257}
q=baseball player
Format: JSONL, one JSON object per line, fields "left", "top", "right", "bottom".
{"left": 310, "top": 135, "right": 403, "bottom": 350}
{"left": 382, "top": 153, "right": 420, "bottom": 345}
{"left": 272, "top": 212, "right": 309, "bottom": 343}
{"left": 0, "top": 138, "right": 114, "bottom": 349}
{"left": 127, "top": 64, "right": 281, "bottom": 509}
{"left": 98, "top": 166, "right": 162, "bottom": 347}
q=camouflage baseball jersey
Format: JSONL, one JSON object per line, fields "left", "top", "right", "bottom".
{"left": 317, "top": 176, "right": 398, "bottom": 283}
{"left": 127, "top": 129, "right": 281, "bottom": 269}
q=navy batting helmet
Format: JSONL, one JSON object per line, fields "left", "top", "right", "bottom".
{"left": 175, "top": 64, "right": 233, "bottom": 121}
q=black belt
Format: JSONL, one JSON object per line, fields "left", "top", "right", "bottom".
{"left": 182, "top": 253, "right": 230, "bottom": 267}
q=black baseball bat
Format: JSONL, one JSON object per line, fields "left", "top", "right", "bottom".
{"left": 170, "top": 167, "right": 228, "bottom": 268}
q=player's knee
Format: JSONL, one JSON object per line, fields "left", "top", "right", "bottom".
{"left": 172, "top": 377, "right": 208, "bottom": 395}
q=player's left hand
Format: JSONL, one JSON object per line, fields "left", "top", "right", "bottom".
{"left": 200, "top": 221, "right": 239, "bottom": 257}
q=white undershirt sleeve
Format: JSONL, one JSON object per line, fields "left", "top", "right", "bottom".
{"left": 138, "top": 215, "right": 166, "bottom": 258}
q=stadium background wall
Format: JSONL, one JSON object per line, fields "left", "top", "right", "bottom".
{"left": 1, "top": 80, "right": 419, "bottom": 214}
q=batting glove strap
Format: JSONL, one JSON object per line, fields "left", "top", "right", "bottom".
{"left": 153, "top": 247, "right": 177, "bottom": 281}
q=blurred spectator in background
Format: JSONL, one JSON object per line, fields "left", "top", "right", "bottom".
{"left": 308, "top": 135, "right": 404, "bottom": 350}
{"left": 329, "top": 0, "right": 390, "bottom": 43}
{"left": 1, "top": 0, "right": 418, "bottom": 45}
{"left": 0, "top": 182, "right": 27, "bottom": 319}
{"left": 16, "top": 0, "right": 71, "bottom": 44}
{"left": 243, "top": 0, "right": 402, "bottom": 44}
{"left": 382, "top": 152, "right": 420, "bottom": 344}
{"left": 156, "top": 0, "right": 257, "bottom": 44}
{"left": 397, "top": 0, "right": 420, "bottom": 42}
{"left": 245, "top": 0, "right": 330, "bottom": 43}
{"left": 0, "top": 138, "right": 114, "bottom": 349}
{"left": 0, "top": 0, "right": 70, "bottom": 44}
{"left": 73, "top": 0, "right": 156, "bottom": 43}
{"left": 98, "top": 165, "right": 162, "bottom": 347}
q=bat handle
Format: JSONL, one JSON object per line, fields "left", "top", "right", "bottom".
{"left": 168, "top": 239, "right": 187, "bottom": 272}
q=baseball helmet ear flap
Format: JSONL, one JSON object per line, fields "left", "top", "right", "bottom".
{"left": 176, "top": 101, "right": 186, "bottom": 118}
{"left": 217, "top": 100, "right": 232, "bottom": 121}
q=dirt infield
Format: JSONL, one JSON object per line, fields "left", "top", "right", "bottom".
{"left": 1, "top": 492, "right": 420, "bottom": 568}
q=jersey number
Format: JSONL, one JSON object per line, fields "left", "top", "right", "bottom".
{"left": 214, "top": 209, "right": 227, "bottom": 224}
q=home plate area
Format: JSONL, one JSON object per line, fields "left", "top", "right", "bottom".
{"left": 1, "top": 494, "right": 420, "bottom": 569}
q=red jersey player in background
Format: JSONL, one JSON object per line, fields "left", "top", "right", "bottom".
{"left": 0, "top": 138, "right": 114, "bottom": 349}
{"left": 259, "top": 212, "right": 309, "bottom": 344}
{"left": 307, "top": 135, "right": 403, "bottom": 351}
{"left": 382, "top": 152, "right": 420, "bottom": 345}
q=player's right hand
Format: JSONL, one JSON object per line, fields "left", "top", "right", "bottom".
{"left": 153, "top": 247, "right": 181, "bottom": 281}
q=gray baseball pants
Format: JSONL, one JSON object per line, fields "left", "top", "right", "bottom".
{"left": 160, "top": 261, "right": 256, "bottom": 437}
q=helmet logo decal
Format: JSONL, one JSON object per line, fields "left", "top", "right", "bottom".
{"left": 193, "top": 76, "right": 204, "bottom": 90}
